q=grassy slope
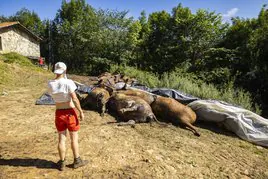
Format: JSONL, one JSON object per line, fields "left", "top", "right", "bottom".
{"left": 0, "top": 53, "right": 53, "bottom": 94}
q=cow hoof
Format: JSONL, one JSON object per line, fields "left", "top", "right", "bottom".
{"left": 194, "top": 132, "right": 201, "bottom": 137}
{"left": 119, "top": 109, "right": 125, "bottom": 113}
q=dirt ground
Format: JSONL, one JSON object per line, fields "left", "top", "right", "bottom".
{"left": 0, "top": 74, "right": 268, "bottom": 179}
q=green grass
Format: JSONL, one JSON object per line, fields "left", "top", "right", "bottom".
{"left": 0, "top": 61, "right": 12, "bottom": 85}
{"left": 0, "top": 52, "right": 35, "bottom": 67}
{"left": 0, "top": 52, "right": 52, "bottom": 91}
{"left": 110, "top": 64, "right": 261, "bottom": 114}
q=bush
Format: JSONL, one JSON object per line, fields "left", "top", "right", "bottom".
{"left": 110, "top": 64, "right": 260, "bottom": 114}
{"left": 110, "top": 64, "right": 160, "bottom": 87}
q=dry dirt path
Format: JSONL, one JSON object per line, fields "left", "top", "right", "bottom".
{"left": 0, "top": 80, "right": 268, "bottom": 179}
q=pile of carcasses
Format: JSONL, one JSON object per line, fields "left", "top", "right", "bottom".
{"left": 75, "top": 72, "right": 200, "bottom": 136}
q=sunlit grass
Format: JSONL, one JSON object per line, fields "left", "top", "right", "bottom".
{"left": 0, "top": 53, "right": 53, "bottom": 92}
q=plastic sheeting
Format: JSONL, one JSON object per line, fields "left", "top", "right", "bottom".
{"left": 131, "top": 85, "right": 200, "bottom": 104}
{"left": 35, "top": 83, "right": 95, "bottom": 105}
{"left": 151, "top": 88, "right": 199, "bottom": 104}
{"left": 188, "top": 100, "right": 268, "bottom": 147}
{"left": 76, "top": 84, "right": 95, "bottom": 94}
{"left": 35, "top": 92, "right": 55, "bottom": 105}
{"left": 114, "top": 82, "right": 130, "bottom": 90}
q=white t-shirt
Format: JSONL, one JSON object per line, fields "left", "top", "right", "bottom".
{"left": 47, "top": 78, "right": 77, "bottom": 103}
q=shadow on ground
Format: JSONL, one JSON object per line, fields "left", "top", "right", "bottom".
{"left": 0, "top": 158, "right": 57, "bottom": 169}
{"left": 195, "top": 120, "right": 236, "bottom": 137}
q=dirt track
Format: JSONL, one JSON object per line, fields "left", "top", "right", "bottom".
{"left": 0, "top": 75, "right": 268, "bottom": 179}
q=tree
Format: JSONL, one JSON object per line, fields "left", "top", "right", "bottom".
{"left": 52, "top": 0, "right": 134, "bottom": 75}
{"left": 95, "top": 9, "right": 133, "bottom": 65}
{"left": 11, "top": 8, "right": 45, "bottom": 37}
{"left": 246, "top": 5, "right": 268, "bottom": 116}
{"left": 52, "top": 0, "right": 98, "bottom": 73}
{"left": 143, "top": 10, "right": 171, "bottom": 73}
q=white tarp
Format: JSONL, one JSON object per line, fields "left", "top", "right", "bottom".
{"left": 188, "top": 100, "right": 268, "bottom": 147}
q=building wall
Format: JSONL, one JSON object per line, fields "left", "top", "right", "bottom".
{"left": 0, "top": 27, "right": 40, "bottom": 57}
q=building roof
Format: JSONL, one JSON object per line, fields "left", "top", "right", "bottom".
{"left": 0, "top": 21, "right": 19, "bottom": 28}
{"left": 0, "top": 21, "right": 42, "bottom": 41}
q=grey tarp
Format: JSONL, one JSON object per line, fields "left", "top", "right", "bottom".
{"left": 35, "top": 92, "right": 55, "bottom": 105}
{"left": 131, "top": 84, "right": 199, "bottom": 104}
{"left": 188, "top": 100, "right": 268, "bottom": 147}
{"left": 35, "top": 83, "right": 95, "bottom": 105}
{"left": 150, "top": 88, "right": 200, "bottom": 104}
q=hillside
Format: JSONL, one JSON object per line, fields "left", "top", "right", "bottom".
{"left": 0, "top": 54, "right": 268, "bottom": 178}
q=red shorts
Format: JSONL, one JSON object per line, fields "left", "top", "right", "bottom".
{"left": 55, "top": 108, "right": 80, "bottom": 132}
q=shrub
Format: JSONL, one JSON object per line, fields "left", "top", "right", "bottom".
{"left": 110, "top": 64, "right": 260, "bottom": 114}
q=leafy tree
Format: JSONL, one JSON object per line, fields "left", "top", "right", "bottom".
{"left": 245, "top": 5, "right": 268, "bottom": 116}
{"left": 52, "top": 0, "right": 134, "bottom": 75}
{"left": 10, "top": 8, "right": 45, "bottom": 37}
{"left": 52, "top": 0, "right": 98, "bottom": 73}
{"left": 95, "top": 9, "right": 133, "bottom": 64}
{"left": 0, "top": 8, "right": 44, "bottom": 37}
{"left": 143, "top": 10, "right": 171, "bottom": 73}
{"left": 0, "top": 15, "right": 9, "bottom": 23}
{"left": 129, "top": 10, "right": 149, "bottom": 67}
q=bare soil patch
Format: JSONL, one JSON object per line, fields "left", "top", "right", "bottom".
{"left": 0, "top": 74, "right": 267, "bottom": 179}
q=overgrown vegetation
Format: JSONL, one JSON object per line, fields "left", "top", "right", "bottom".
{"left": 0, "top": 0, "right": 267, "bottom": 116}
{"left": 111, "top": 65, "right": 261, "bottom": 114}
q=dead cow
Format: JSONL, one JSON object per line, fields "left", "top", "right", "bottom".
{"left": 81, "top": 87, "right": 110, "bottom": 117}
{"left": 97, "top": 72, "right": 116, "bottom": 88}
{"left": 108, "top": 93, "right": 158, "bottom": 125}
{"left": 116, "top": 88, "right": 155, "bottom": 105}
{"left": 151, "top": 95, "right": 200, "bottom": 136}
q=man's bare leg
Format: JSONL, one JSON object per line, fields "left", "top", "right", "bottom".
{"left": 58, "top": 130, "right": 67, "bottom": 160}
{"left": 69, "top": 131, "right": 79, "bottom": 158}
{"left": 57, "top": 130, "right": 67, "bottom": 171}
{"left": 69, "top": 131, "right": 88, "bottom": 169}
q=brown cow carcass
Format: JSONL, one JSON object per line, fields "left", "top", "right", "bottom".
{"left": 151, "top": 95, "right": 200, "bottom": 136}
{"left": 108, "top": 93, "right": 158, "bottom": 125}
{"left": 80, "top": 87, "right": 110, "bottom": 117}
{"left": 96, "top": 72, "right": 137, "bottom": 91}
{"left": 116, "top": 88, "right": 155, "bottom": 105}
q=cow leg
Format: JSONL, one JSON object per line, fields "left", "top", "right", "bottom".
{"left": 101, "top": 100, "right": 109, "bottom": 117}
{"left": 184, "top": 122, "right": 201, "bottom": 137}
{"left": 117, "top": 120, "right": 136, "bottom": 128}
{"left": 100, "top": 104, "right": 106, "bottom": 117}
{"left": 148, "top": 114, "right": 168, "bottom": 127}
{"left": 97, "top": 93, "right": 107, "bottom": 117}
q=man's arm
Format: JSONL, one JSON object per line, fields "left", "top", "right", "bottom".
{"left": 70, "top": 92, "right": 84, "bottom": 121}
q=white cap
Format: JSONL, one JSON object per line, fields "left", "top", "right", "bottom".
{"left": 54, "top": 62, "right": 67, "bottom": 74}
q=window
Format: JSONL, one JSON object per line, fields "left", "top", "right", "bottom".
{"left": 0, "top": 36, "right": 2, "bottom": 51}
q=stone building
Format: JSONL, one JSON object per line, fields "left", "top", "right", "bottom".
{"left": 0, "top": 21, "right": 42, "bottom": 58}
